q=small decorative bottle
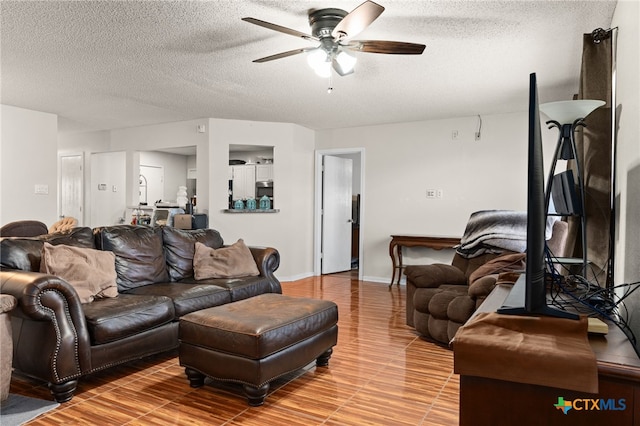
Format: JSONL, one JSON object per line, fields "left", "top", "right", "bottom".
{"left": 259, "top": 195, "right": 271, "bottom": 210}
{"left": 234, "top": 199, "right": 245, "bottom": 210}
{"left": 246, "top": 197, "right": 256, "bottom": 210}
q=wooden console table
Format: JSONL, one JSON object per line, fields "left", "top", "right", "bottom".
{"left": 388, "top": 235, "right": 460, "bottom": 287}
{"left": 456, "top": 284, "right": 640, "bottom": 425}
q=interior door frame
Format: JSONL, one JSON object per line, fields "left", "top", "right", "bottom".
{"left": 59, "top": 152, "right": 85, "bottom": 226}
{"left": 314, "top": 148, "right": 365, "bottom": 279}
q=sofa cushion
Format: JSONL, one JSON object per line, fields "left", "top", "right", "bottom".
{"left": 94, "top": 226, "right": 169, "bottom": 291}
{"left": 40, "top": 242, "right": 118, "bottom": 303}
{"left": 124, "top": 282, "right": 231, "bottom": 317}
{"left": 82, "top": 294, "right": 175, "bottom": 345}
{"left": 447, "top": 294, "right": 477, "bottom": 324}
{"left": 428, "top": 287, "right": 468, "bottom": 319}
{"left": 193, "top": 240, "right": 259, "bottom": 280}
{"left": 181, "top": 275, "right": 279, "bottom": 302}
{"left": 0, "top": 238, "right": 43, "bottom": 271}
{"left": 162, "top": 227, "right": 224, "bottom": 281}
{"left": 0, "top": 227, "right": 95, "bottom": 272}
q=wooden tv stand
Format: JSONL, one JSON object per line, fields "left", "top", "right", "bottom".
{"left": 456, "top": 284, "right": 640, "bottom": 426}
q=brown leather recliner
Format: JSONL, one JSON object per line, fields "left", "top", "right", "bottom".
{"left": 405, "top": 218, "right": 568, "bottom": 345}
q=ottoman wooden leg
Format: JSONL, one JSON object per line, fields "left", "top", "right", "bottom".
{"left": 185, "top": 367, "right": 205, "bottom": 388}
{"left": 316, "top": 348, "right": 333, "bottom": 367}
{"left": 243, "top": 382, "right": 270, "bottom": 407}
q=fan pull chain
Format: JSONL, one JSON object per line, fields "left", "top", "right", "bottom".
{"left": 327, "top": 73, "right": 333, "bottom": 94}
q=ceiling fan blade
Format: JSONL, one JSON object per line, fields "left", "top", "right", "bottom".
{"left": 346, "top": 40, "right": 426, "bottom": 55}
{"left": 331, "top": 1, "right": 385, "bottom": 40}
{"left": 252, "top": 48, "right": 313, "bottom": 63}
{"left": 242, "top": 17, "right": 318, "bottom": 42}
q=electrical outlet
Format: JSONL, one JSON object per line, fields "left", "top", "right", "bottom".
{"left": 437, "top": 189, "right": 443, "bottom": 198}
{"left": 426, "top": 189, "right": 437, "bottom": 199}
{"left": 451, "top": 130, "right": 459, "bottom": 140}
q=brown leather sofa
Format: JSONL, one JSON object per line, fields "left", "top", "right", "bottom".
{"left": 0, "top": 225, "right": 281, "bottom": 403}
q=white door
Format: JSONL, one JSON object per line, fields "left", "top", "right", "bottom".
{"left": 321, "top": 155, "right": 353, "bottom": 274}
{"left": 60, "top": 155, "right": 83, "bottom": 225}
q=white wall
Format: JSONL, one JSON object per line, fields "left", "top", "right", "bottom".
{"left": 316, "top": 111, "right": 559, "bottom": 282}
{"left": 59, "top": 117, "right": 315, "bottom": 281}
{"left": 208, "top": 118, "right": 316, "bottom": 281}
{"left": 90, "top": 151, "right": 127, "bottom": 226}
{"left": 139, "top": 151, "right": 189, "bottom": 202}
{"left": 58, "top": 130, "right": 110, "bottom": 225}
{"left": 1, "top": 105, "right": 58, "bottom": 225}
{"left": 611, "top": 0, "right": 640, "bottom": 286}
{"left": 109, "top": 119, "right": 210, "bottom": 212}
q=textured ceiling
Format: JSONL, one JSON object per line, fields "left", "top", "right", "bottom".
{"left": 0, "top": 0, "right": 617, "bottom": 134}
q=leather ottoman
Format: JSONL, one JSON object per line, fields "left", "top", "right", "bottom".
{"left": 178, "top": 293, "right": 338, "bottom": 406}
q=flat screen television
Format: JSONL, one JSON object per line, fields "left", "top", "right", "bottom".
{"left": 497, "top": 73, "right": 578, "bottom": 320}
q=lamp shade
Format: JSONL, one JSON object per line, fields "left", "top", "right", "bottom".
{"left": 335, "top": 50, "right": 357, "bottom": 74}
{"left": 539, "top": 100, "right": 605, "bottom": 124}
{"left": 307, "top": 49, "right": 331, "bottom": 78}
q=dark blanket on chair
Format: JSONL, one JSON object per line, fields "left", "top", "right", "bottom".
{"left": 457, "top": 210, "right": 555, "bottom": 258}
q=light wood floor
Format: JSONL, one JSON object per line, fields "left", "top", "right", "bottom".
{"left": 10, "top": 272, "right": 459, "bottom": 425}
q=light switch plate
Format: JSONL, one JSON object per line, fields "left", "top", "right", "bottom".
{"left": 34, "top": 184, "right": 49, "bottom": 195}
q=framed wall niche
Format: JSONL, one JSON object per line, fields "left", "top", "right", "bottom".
{"left": 227, "top": 144, "right": 276, "bottom": 212}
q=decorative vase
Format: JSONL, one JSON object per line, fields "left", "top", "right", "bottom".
{"left": 259, "top": 195, "right": 271, "bottom": 210}
{"left": 246, "top": 197, "right": 256, "bottom": 210}
{"left": 234, "top": 199, "right": 245, "bottom": 210}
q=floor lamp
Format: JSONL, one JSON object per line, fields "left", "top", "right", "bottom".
{"left": 539, "top": 99, "right": 605, "bottom": 277}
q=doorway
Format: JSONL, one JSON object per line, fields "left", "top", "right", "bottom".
{"left": 59, "top": 154, "right": 84, "bottom": 226}
{"left": 139, "top": 165, "right": 164, "bottom": 205}
{"left": 314, "top": 149, "right": 364, "bottom": 279}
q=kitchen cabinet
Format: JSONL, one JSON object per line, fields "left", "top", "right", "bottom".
{"left": 256, "top": 164, "right": 273, "bottom": 182}
{"left": 230, "top": 165, "right": 256, "bottom": 200}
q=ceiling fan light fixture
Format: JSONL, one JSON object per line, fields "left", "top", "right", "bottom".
{"left": 307, "top": 48, "right": 332, "bottom": 77}
{"left": 244, "top": 1, "right": 426, "bottom": 77}
{"left": 335, "top": 50, "right": 357, "bottom": 74}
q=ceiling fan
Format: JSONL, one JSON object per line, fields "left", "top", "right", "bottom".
{"left": 242, "top": 1, "right": 425, "bottom": 78}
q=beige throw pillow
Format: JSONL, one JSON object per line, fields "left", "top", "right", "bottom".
{"left": 193, "top": 240, "right": 260, "bottom": 280}
{"left": 40, "top": 242, "right": 118, "bottom": 303}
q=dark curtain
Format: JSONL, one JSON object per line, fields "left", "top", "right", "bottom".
{"left": 569, "top": 31, "right": 614, "bottom": 286}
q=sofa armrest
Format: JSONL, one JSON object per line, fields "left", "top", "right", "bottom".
{"left": 404, "top": 264, "right": 467, "bottom": 289}
{"left": 468, "top": 272, "right": 521, "bottom": 307}
{"left": 0, "top": 270, "right": 91, "bottom": 384}
{"left": 468, "top": 274, "right": 499, "bottom": 300}
{"left": 248, "top": 246, "right": 282, "bottom": 293}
